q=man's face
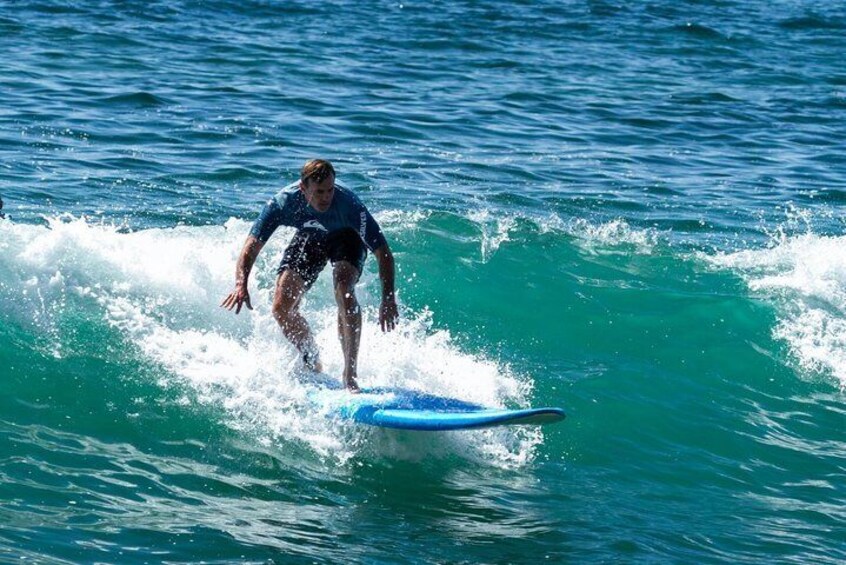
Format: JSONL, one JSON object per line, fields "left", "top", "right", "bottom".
{"left": 300, "top": 174, "right": 335, "bottom": 212}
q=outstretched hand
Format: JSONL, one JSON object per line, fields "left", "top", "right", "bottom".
{"left": 379, "top": 296, "right": 399, "bottom": 332}
{"left": 221, "top": 283, "right": 252, "bottom": 314}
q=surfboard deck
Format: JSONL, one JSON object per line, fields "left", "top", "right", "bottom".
{"left": 309, "top": 386, "right": 566, "bottom": 431}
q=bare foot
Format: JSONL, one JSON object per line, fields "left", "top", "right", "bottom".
{"left": 344, "top": 376, "right": 360, "bottom": 393}
{"left": 302, "top": 349, "right": 322, "bottom": 373}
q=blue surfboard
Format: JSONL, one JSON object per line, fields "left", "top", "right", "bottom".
{"left": 310, "top": 387, "right": 566, "bottom": 431}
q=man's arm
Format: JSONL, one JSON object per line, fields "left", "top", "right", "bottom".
{"left": 373, "top": 243, "right": 398, "bottom": 332}
{"left": 221, "top": 235, "right": 264, "bottom": 314}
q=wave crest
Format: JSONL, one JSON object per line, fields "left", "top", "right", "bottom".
{"left": 709, "top": 232, "right": 846, "bottom": 388}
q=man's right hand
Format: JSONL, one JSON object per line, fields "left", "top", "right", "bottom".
{"left": 220, "top": 283, "right": 252, "bottom": 314}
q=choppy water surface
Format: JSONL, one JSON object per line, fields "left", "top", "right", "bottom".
{"left": 1, "top": 1, "right": 845, "bottom": 563}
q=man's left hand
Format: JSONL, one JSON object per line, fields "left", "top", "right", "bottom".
{"left": 379, "top": 297, "right": 399, "bottom": 332}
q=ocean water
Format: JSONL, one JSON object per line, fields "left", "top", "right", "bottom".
{"left": 1, "top": 0, "right": 845, "bottom": 563}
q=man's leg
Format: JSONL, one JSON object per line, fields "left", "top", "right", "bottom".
{"left": 333, "top": 261, "right": 362, "bottom": 391}
{"left": 272, "top": 269, "right": 322, "bottom": 372}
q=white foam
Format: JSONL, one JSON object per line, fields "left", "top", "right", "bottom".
{"left": 466, "top": 209, "right": 517, "bottom": 263}
{"left": 0, "top": 216, "right": 541, "bottom": 467}
{"left": 708, "top": 233, "right": 846, "bottom": 388}
{"left": 565, "top": 218, "right": 659, "bottom": 255}
{"left": 374, "top": 209, "right": 431, "bottom": 231}
{"left": 465, "top": 210, "right": 660, "bottom": 255}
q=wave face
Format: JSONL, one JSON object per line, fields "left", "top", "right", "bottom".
{"left": 2, "top": 0, "right": 846, "bottom": 563}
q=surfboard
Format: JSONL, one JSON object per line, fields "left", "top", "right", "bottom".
{"left": 309, "top": 386, "right": 566, "bottom": 431}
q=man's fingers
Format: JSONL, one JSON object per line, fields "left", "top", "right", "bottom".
{"left": 222, "top": 289, "right": 252, "bottom": 314}
{"left": 380, "top": 304, "right": 398, "bottom": 332}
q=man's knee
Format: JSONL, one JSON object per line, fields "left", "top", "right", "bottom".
{"left": 333, "top": 263, "right": 360, "bottom": 312}
{"left": 273, "top": 271, "right": 304, "bottom": 321}
{"left": 272, "top": 294, "right": 296, "bottom": 321}
{"left": 334, "top": 284, "right": 358, "bottom": 311}
{"left": 334, "top": 278, "right": 357, "bottom": 302}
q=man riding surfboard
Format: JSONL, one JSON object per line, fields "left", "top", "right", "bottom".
{"left": 222, "top": 159, "right": 398, "bottom": 392}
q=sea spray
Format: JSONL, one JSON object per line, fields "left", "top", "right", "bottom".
{"left": 707, "top": 232, "right": 846, "bottom": 389}
{"left": 0, "top": 216, "right": 541, "bottom": 466}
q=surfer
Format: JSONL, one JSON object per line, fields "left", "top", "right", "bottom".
{"left": 221, "top": 159, "right": 398, "bottom": 392}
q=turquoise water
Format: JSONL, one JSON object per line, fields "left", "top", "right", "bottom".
{"left": 2, "top": 1, "right": 845, "bottom": 563}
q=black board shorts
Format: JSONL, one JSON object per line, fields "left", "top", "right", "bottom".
{"left": 277, "top": 228, "right": 366, "bottom": 288}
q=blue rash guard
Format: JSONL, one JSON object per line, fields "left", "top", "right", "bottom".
{"left": 248, "top": 181, "right": 387, "bottom": 251}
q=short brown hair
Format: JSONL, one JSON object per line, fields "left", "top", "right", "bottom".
{"left": 300, "top": 159, "right": 335, "bottom": 185}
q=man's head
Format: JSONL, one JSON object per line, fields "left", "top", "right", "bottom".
{"left": 299, "top": 159, "right": 336, "bottom": 212}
